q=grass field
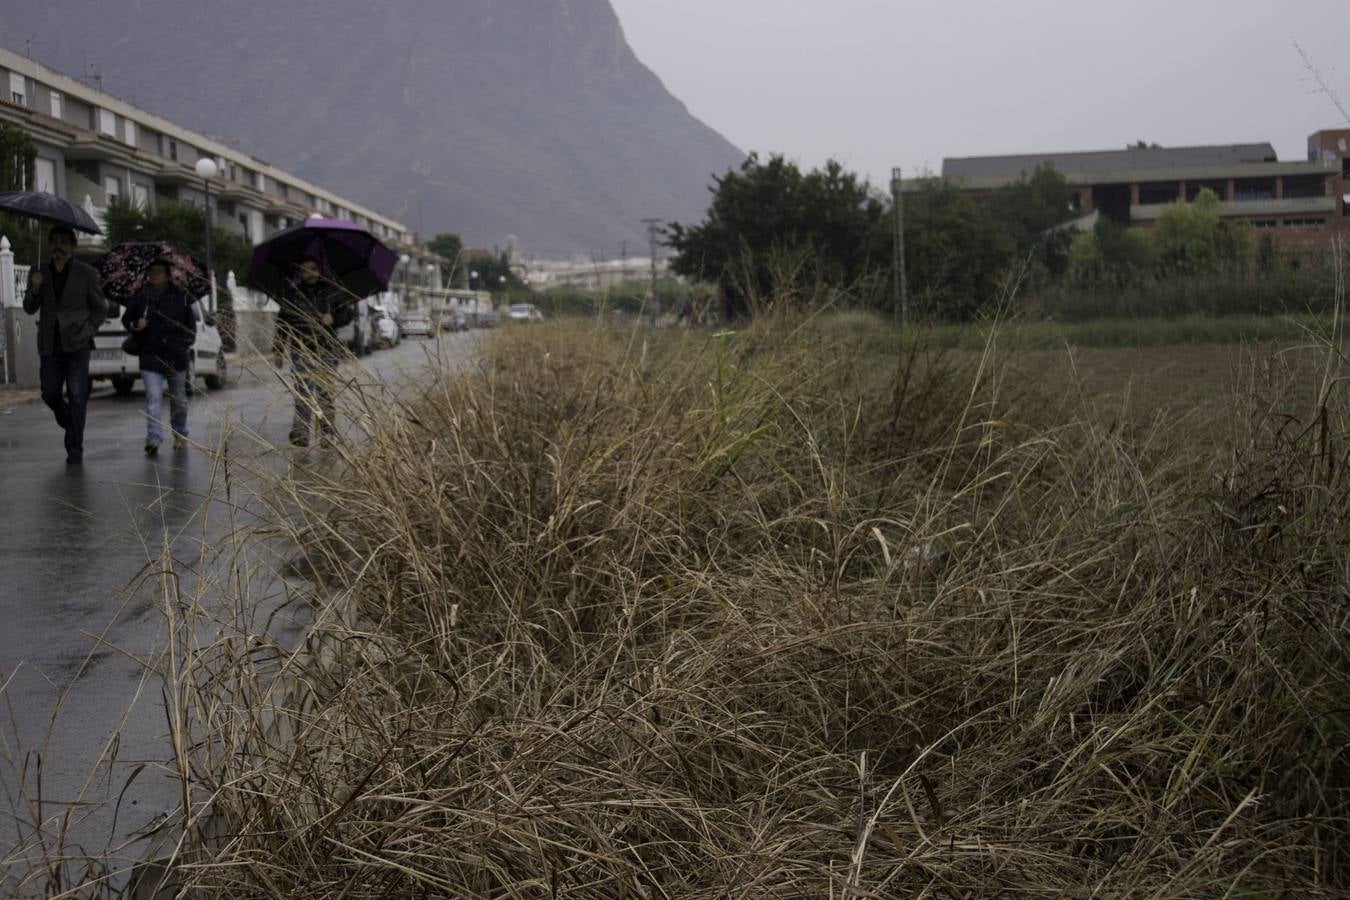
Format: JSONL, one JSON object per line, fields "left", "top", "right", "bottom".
{"left": 109, "top": 311, "right": 1350, "bottom": 896}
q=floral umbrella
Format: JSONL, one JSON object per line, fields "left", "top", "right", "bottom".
{"left": 97, "top": 241, "right": 211, "bottom": 305}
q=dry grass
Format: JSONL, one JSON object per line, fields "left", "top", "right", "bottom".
{"left": 114, "top": 298, "right": 1350, "bottom": 896}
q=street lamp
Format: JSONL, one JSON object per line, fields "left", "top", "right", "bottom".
{"left": 399, "top": 253, "right": 411, "bottom": 309}
{"left": 194, "top": 157, "right": 218, "bottom": 306}
{"left": 469, "top": 269, "right": 479, "bottom": 291}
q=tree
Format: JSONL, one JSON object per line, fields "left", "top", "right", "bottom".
{"left": 1151, "top": 188, "right": 1251, "bottom": 277}
{"left": 463, "top": 249, "right": 527, "bottom": 292}
{"left": 667, "top": 154, "right": 889, "bottom": 317}
{"left": 902, "top": 178, "right": 1013, "bottom": 318}
{"left": 1067, "top": 218, "right": 1152, "bottom": 287}
{"left": 427, "top": 232, "right": 465, "bottom": 286}
{"left": 0, "top": 123, "right": 40, "bottom": 261}
{"left": 985, "top": 164, "right": 1077, "bottom": 280}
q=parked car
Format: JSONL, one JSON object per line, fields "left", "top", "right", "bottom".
{"left": 478, "top": 310, "right": 498, "bottom": 328}
{"left": 369, "top": 304, "right": 401, "bottom": 348}
{"left": 506, "top": 303, "right": 544, "bottom": 323}
{"left": 90, "top": 294, "right": 228, "bottom": 395}
{"left": 400, "top": 310, "right": 434, "bottom": 337}
{"left": 335, "top": 298, "right": 372, "bottom": 356}
{"left": 438, "top": 310, "right": 468, "bottom": 332}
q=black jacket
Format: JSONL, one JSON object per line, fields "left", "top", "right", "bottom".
{"left": 22, "top": 258, "right": 109, "bottom": 356}
{"left": 273, "top": 280, "right": 351, "bottom": 355}
{"left": 122, "top": 284, "right": 197, "bottom": 375}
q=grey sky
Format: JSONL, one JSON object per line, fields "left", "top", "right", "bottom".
{"left": 610, "top": 0, "right": 1350, "bottom": 191}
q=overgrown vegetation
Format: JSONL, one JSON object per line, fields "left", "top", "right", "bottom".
{"left": 666, "top": 152, "right": 1340, "bottom": 323}
{"left": 96, "top": 279, "right": 1347, "bottom": 895}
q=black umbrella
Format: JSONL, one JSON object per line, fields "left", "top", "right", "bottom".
{"left": 246, "top": 218, "right": 397, "bottom": 299}
{"left": 0, "top": 191, "right": 102, "bottom": 235}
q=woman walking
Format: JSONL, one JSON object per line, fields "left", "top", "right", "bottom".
{"left": 122, "top": 257, "right": 197, "bottom": 455}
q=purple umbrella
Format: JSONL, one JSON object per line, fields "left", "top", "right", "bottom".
{"left": 246, "top": 217, "right": 398, "bottom": 299}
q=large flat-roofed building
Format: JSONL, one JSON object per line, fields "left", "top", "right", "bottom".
{"left": 0, "top": 46, "right": 418, "bottom": 254}
{"left": 924, "top": 130, "right": 1350, "bottom": 261}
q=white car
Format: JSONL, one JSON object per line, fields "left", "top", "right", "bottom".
{"left": 335, "top": 298, "right": 372, "bottom": 356}
{"left": 89, "top": 295, "right": 227, "bottom": 394}
{"left": 400, "top": 311, "right": 434, "bottom": 337}
{"left": 506, "top": 303, "right": 544, "bottom": 322}
{"left": 369, "top": 304, "right": 401, "bottom": 348}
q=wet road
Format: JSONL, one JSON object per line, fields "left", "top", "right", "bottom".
{"left": 0, "top": 335, "right": 472, "bottom": 889}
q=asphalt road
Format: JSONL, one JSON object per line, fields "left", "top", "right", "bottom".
{"left": 0, "top": 334, "right": 474, "bottom": 891}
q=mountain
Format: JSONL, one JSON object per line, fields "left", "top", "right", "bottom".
{"left": 0, "top": 0, "right": 742, "bottom": 256}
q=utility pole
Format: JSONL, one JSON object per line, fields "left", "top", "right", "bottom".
{"left": 642, "top": 218, "right": 662, "bottom": 325}
{"left": 891, "top": 167, "right": 908, "bottom": 329}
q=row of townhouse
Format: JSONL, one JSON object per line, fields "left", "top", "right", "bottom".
{"left": 0, "top": 46, "right": 445, "bottom": 292}
{"left": 907, "top": 129, "right": 1350, "bottom": 263}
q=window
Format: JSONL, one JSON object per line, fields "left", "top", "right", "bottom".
{"left": 97, "top": 108, "right": 116, "bottom": 136}
{"left": 165, "top": 137, "right": 178, "bottom": 161}
{"left": 8, "top": 72, "right": 25, "bottom": 106}
{"left": 1138, "top": 182, "right": 1180, "bottom": 205}
{"left": 1343, "top": 157, "right": 1350, "bottom": 179}
{"left": 1234, "top": 178, "right": 1276, "bottom": 201}
{"left": 254, "top": 171, "right": 266, "bottom": 192}
{"left": 1282, "top": 218, "right": 1325, "bottom": 228}
{"left": 1252, "top": 220, "right": 1278, "bottom": 229}
{"left": 132, "top": 183, "right": 149, "bottom": 210}
{"left": 36, "top": 157, "right": 57, "bottom": 193}
{"left": 123, "top": 119, "right": 137, "bottom": 147}
{"left": 104, "top": 175, "right": 122, "bottom": 203}
{"left": 50, "top": 91, "right": 63, "bottom": 119}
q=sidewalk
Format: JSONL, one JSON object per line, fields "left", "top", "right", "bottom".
{"left": 0, "top": 384, "right": 40, "bottom": 408}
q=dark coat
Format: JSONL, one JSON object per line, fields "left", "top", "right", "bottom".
{"left": 273, "top": 280, "right": 350, "bottom": 355}
{"left": 122, "top": 284, "right": 197, "bottom": 375}
{"left": 21, "top": 258, "right": 109, "bottom": 356}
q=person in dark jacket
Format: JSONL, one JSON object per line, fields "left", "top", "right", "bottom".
{"left": 122, "top": 257, "right": 196, "bottom": 455}
{"left": 22, "top": 225, "right": 109, "bottom": 464}
{"left": 272, "top": 257, "right": 352, "bottom": 447}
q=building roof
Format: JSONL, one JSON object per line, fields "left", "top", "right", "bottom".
{"left": 943, "top": 143, "right": 1279, "bottom": 182}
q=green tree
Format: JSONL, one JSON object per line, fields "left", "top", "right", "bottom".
{"left": 902, "top": 178, "right": 1012, "bottom": 318}
{"left": 667, "top": 154, "right": 889, "bottom": 317}
{"left": 427, "top": 232, "right": 465, "bottom": 286}
{"left": 102, "top": 196, "right": 252, "bottom": 281}
{"left": 1068, "top": 218, "right": 1153, "bottom": 287}
{"left": 463, "top": 249, "right": 527, "bottom": 293}
{"left": 985, "top": 164, "right": 1076, "bottom": 278}
{"left": 1151, "top": 188, "right": 1251, "bottom": 276}
{"left": 0, "top": 123, "right": 40, "bottom": 261}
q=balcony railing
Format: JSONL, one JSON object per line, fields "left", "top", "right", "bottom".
{"left": 1131, "top": 196, "right": 1336, "bottom": 221}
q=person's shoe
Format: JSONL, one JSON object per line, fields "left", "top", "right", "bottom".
{"left": 288, "top": 430, "right": 309, "bottom": 448}
{"left": 65, "top": 451, "right": 82, "bottom": 465}
{"left": 173, "top": 436, "right": 188, "bottom": 450}
{"left": 145, "top": 441, "right": 159, "bottom": 457}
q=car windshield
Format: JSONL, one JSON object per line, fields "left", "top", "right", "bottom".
{"left": 509, "top": 305, "right": 532, "bottom": 314}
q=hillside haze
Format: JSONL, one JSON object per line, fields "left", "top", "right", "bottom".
{"left": 1, "top": 0, "right": 742, "bottom": 255}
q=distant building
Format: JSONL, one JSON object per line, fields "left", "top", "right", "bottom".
{"left": 914, "top": 129, "right": 1350, "bottom": 262}
{"left": 0, "top": 46, "right": 443, "bottom": 275}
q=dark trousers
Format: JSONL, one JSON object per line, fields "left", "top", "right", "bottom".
{"left": 39, "top": 348, "right": 91, "bottom": 454}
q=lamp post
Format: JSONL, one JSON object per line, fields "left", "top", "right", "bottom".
{"left": 194, "top": 157, "right": 218, "bottom": 307}
{"left": 399, "top": 253, "right": 411, "bottom": 311}
{"left": 469, "top": 269, "right": 479, "bottom": 292}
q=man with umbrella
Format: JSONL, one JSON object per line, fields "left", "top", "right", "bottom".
{"left": 22, "top": 225, "right": 108, "bottom": 465}
{"left": 273, "top": 257, "right": 353, "bottom": 446}
{"left": 121, "top": 256, "right": 197, "bottom": 455}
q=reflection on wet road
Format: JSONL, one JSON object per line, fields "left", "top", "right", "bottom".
{"left": 0, "top": 336, "right": 469, "bottom": 886}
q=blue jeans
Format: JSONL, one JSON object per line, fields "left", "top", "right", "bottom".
{"left": 141, "top": 369, "right": 188, "bottom": 444}
{"left": 290, "top": 348, "right": 339, "bottom": 438}
{"left": 39, "top": 348, "right": 91, "bottom": 454}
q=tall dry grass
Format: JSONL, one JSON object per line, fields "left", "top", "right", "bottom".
{"left": 134, "top": 295, "right": 1348, "bottom": 896}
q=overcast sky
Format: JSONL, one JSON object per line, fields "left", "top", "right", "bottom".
{"left": 610, "top": 0, "right": 1350, "bottom": 189}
